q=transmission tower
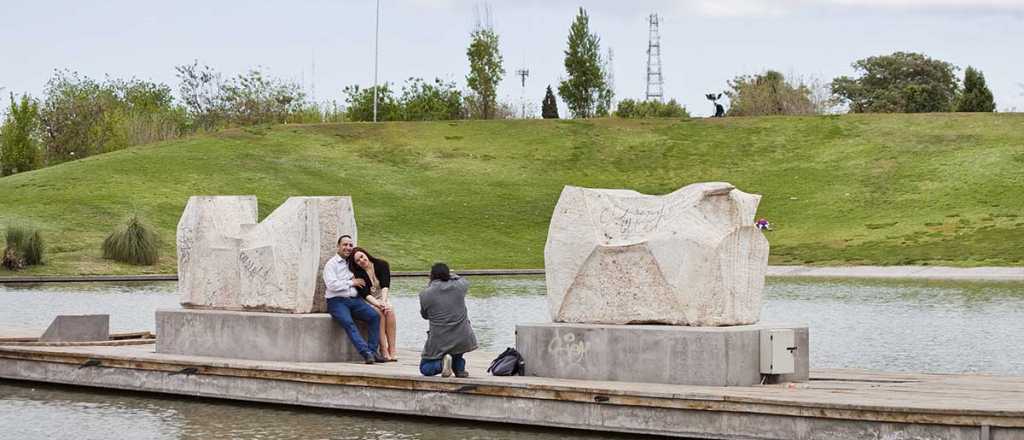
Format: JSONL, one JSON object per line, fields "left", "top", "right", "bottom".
{"left": 516, "top": 67, "right": 530, "bottom": 118}
{"left": 645, "top": 13, "right": 663, "bottom": 102}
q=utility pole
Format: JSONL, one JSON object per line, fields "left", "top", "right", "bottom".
{"left": 645, "top": 13, "right": 663, "bottom": 102}
{"left": 516, "top": 67, "right": 529, "bottom": 119}
{"left": 606, "top": 47, "right": 615, "bottom": 110}
{"left": 373, "top": 0, "right": 381, "bottom": 122}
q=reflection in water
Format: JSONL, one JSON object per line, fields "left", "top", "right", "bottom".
{"left": 0, "top": 382, "right": 644, "bottom": 440}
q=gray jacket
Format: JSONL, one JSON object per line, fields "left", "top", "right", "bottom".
{"left": 419, "top": 276, "right": 478, "bottom": 360}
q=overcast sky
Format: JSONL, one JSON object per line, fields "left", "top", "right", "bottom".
{"left": 2, "top": 0, "right": 1022, "bottom": 116}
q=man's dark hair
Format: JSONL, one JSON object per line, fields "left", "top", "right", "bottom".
{"left": 430, "top": 263, "right": 451, "bottom": 282}
{"left": 337, "top": 234, "right": 352, "bottom": 245}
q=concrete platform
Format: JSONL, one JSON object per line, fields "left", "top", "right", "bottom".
{"left": 516, "top": 322, "right": 809, "bottom": 386}
{"left": 1, "top": 342, "right": 1022, "bottom": 440}
{"left": 156, "top": 308, "right": 369, "bottom": 362}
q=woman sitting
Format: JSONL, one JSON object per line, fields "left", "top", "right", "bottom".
{"left": 348, "top": 247, "right": 398, "bottom": 362}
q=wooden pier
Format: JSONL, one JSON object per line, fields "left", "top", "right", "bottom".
{"left": 0, "top": 337, "right": 1021, "bottom": 439}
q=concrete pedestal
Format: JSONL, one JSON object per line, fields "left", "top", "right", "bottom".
{"left": 41, "top": 314, "right": 110, "bottom": 342}
{"left": 156, "top": 309, "right": 369, "bottom": 362}
{"left": 516, "top": 323, "right": 808, "bottom": 386}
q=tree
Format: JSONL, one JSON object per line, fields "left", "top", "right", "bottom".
{"left": 725, "top": 70, "right": 816, "bottom": 116}
{"left": 220, "top": 68, "right": 306, "bottom": 126}
{"left": 832, "top": 52, "right": 960, "bottom": 113}
{"left": 400, "top": 78, "right": 464, "bottom": 121}
{"left": 1, "top": 93, "right": 42, "bottom": 176}
{"left": 956, "top": 66, "right": 996, "bottom": 112}
{"left": 466, "top": 25, "right": 504, "bottom": 119}
{"left": 541, "top": 85, "right": 559, "bottom": 119}
{"left": 558, "top": 7, "right": 607, "bottom": 119}
{"left": 175, "top": 61, "right": 225, "bottom": 130}
{"left": 343, "top": 83, "right": 401, "bottom": 122}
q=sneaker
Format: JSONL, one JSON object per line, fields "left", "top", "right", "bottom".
{"left": 441, "top": 354, "right": 453, "bottom": 378}
{"left": 454, "top": 370, "right": 469, "bottom": 378}
{"left": 362, "top": 352, "right": 375, "bottom": 364}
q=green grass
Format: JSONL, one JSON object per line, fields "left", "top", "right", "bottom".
{"left": 1, "top": 113, "right": 1022, "bottom": 275}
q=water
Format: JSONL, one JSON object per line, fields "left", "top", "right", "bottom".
{"left": 2, "top": 276, "right": 1023, "bottom": 439}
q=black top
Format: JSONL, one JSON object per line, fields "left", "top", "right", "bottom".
{"left": 352, "top": 259, "right": 391, "bottom": 299}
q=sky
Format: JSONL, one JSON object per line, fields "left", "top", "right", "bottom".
{"left": 1, "top": 0, "right": 1023, "bottom": 117}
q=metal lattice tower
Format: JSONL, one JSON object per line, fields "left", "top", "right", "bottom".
{"left": 645, "top": 13, "right": 663, "bottom": 102}
{"left": 516, "top": 67, "right": 530, "bottom": 118}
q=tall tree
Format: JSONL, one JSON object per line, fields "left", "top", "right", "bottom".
{"left": 956, "top": 66, "right": 996, "bottom": 112}
{"left": 1, "top": 93, "right": 42, "bottom": 176}
{"left": 832, "top": 52, "right": 959, "bottom": 113}
{"left": 466, "top": 18, "right": 504, "bottom": 120}
{"left": 541, "top": 85, "right": 559, "bottom": 119}
{"left": 558, "top": 7, "right": 606, "bottom": 119}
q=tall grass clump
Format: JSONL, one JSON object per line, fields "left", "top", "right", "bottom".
{"left": 2, "top": 225, "right": 44, "bottom": 270}
{"left": 102, "top": 216, "right": 160, "bottom": 265}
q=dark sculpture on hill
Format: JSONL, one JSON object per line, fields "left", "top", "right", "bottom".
{"left": 705, "top": 93, "right": 725, "bottom": 117}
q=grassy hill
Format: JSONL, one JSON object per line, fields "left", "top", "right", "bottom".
{"left": 1, "top": 113, "right": 1022, "bottom": 276}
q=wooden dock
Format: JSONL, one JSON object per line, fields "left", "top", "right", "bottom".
{"left": 1, "top": 338, "right": 1021, "bottom": 439}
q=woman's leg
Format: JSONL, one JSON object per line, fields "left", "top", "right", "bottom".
{"left": 373, "top": 306, "right": 389, "bottom": 358}
{"left": 385, "top": 308, "right": 398, "bottom": 358}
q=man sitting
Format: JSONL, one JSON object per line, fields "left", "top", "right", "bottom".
{"left": 323, "top": 235, "right": 385, "bottom": 364}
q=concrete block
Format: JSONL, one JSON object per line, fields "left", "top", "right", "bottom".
{"left": 516, "top": 322, "right": 808, "bottom": 386}
{"left": 40, "top": 314, "right": 109, "bottom": 342}
{"left": 155, "top": 309, "right": 370, "bottom": 362}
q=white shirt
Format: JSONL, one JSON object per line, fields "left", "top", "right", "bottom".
{"left": 323, "top": 254, "right": 357, "bottom": 299}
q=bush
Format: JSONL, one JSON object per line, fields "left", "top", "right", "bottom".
{"left": 102, "top": 216, "right": 160, "bottom": 265}
{"left": 725, "top": 71, "right": 817, "bottom": 116}
{"left": 2, "top": 225, "right": 44, "bottom": 270}
{"left": 614, "top": 98, "right": 689, "bottom": 118}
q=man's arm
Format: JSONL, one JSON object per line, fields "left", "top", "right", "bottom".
{"left": 323, "top": 260, "right": 353, "bottom": 292}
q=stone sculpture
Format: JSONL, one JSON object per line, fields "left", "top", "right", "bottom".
{"left": 177, "top": 196, "right": 356, "bottom": 313}
{"left": 544, "top": 182, "right": 768, "bottom": 326}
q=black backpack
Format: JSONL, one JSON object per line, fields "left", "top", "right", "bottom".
{"left": 487, "top": 347, "right": 525, "bottom": 376}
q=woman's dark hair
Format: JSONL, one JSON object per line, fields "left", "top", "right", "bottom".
{"left": 346, "top": 246, "right": 387, "bottom": 272}
{"left": 429, "top": 262, "right": 451, "bottom": 282}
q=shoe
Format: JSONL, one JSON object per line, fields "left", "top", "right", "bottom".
{"left": 454, "top": 370, "right": 469, "bottom": 378}
{"left": 362, "top": 352, "right": 375, "bottom": 364}
{"left": 373, "top": 353, "right": 389, "bottom": 363}
{"left": 441, "top": 354, "right": 453, "bottom": 378}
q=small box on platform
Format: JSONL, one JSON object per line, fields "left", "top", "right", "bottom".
{"left": 516, "top": 322, "right": 808, "bottom": 386}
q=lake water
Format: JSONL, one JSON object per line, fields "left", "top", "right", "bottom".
{"left": 2, "top": 276, "right": 1023, "bottom": 439}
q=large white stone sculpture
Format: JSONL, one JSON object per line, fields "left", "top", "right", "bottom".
{"left": 177, "top": 196, "right": 356, "bottom": 313}
{"left": 544, "top": 182, "right": 768, "bottom": 326}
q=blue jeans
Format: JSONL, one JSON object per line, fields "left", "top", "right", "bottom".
{"left": 326, "top": 296, "right": 380, "bottom": 357}
{"left": 420, "top": 353, "right": 466, "bottom": 376}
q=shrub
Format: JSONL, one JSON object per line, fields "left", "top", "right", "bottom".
{"left": 614, "top": 98, "right": 689, "bottom": 118}
{"left": 2, "top": 225, "right": 44, "bottom": 270}
{"left": 725, "top": 71, "right": 817, "bottom": 116}
{"left": 102, "top": 216, "right": 160, "bottom": 265}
